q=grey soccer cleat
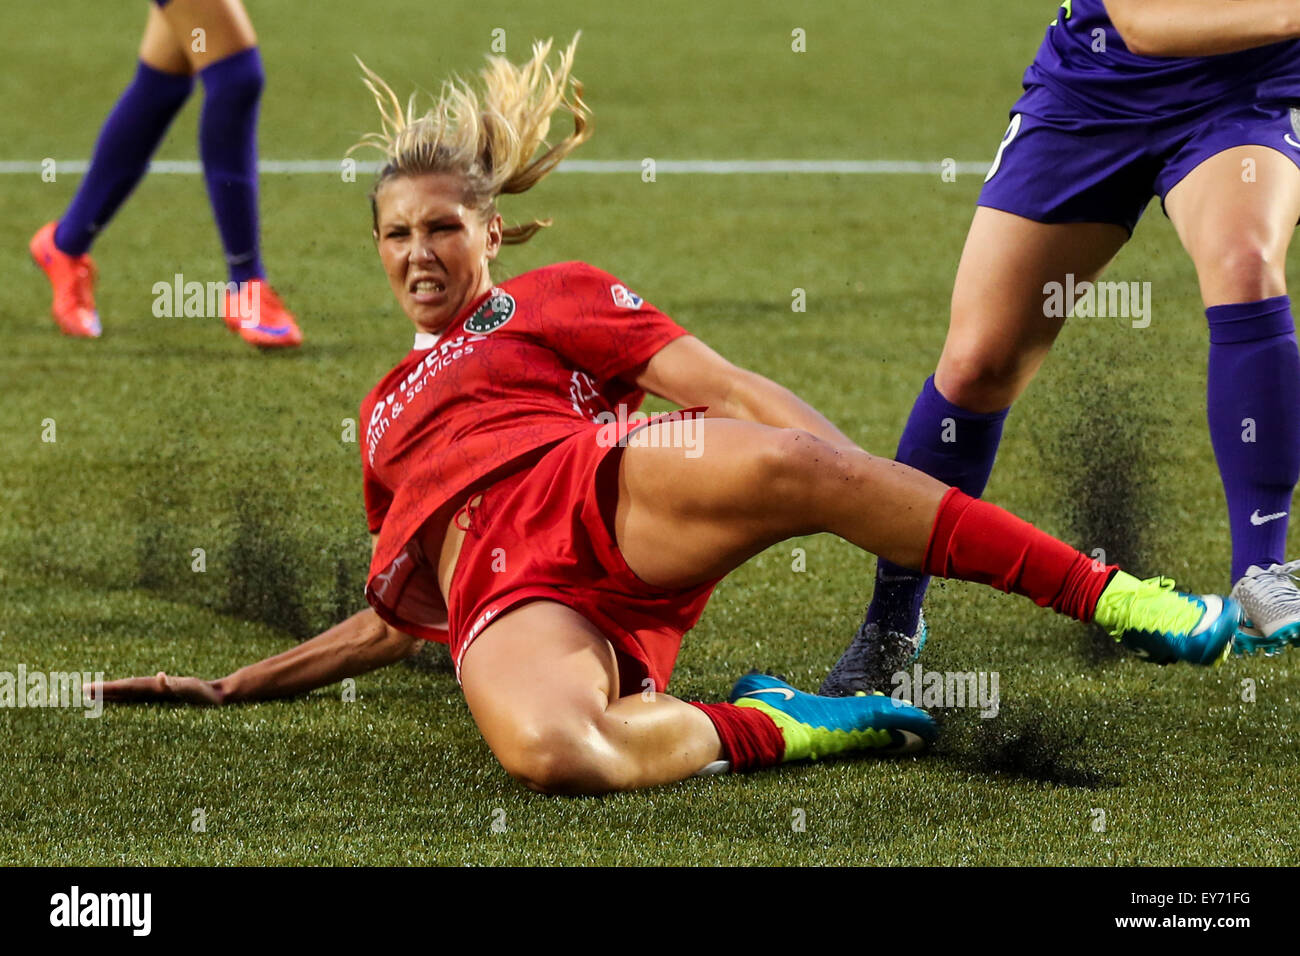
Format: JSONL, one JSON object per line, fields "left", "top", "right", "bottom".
{"left": 819, "top": 610, "right": 928, "bottom": 697}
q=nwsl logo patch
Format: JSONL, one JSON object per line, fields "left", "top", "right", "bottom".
{"left": 464, "top": 289, "right": 516, "bottom": 334}
{"left": 610, "top": 284, "right": 644, "bottom": 310}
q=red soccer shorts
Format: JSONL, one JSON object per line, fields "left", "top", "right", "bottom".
{"left": 447, "top": 411, "right": 717, "bottom": 695}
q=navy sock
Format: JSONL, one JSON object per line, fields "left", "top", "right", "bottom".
{"left": 866, "top": 375, "right": 1009, "bottom": 634}
{"left": 1206, "top": 296, "right": 1300, "bottom": 583}
{"left": 54, "top": 62, "right": 194, "bottom": 256}
{"left": 198, "top": 47, "right": 265, "bottom": 284}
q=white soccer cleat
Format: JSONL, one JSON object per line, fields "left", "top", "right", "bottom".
{"left": 1230, "top": 561, "right": 1300, "bottom": 656}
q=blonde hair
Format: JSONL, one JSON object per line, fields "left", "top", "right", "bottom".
{"left": 352, "top": 34, "right": 592, "bottom": 244}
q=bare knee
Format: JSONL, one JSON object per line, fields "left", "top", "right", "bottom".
{"left": 750, "top": 428, "right": 858, "bottom": 523}
{"left": 493, "top": 721, "right": 630, "bottom": 796}
{"left": 1193, "top": 239, "right": 1286, "bottom": 304}
{"left": 935, "top": 343, "right": 1028, "bottom": 413}
{"left": 755, "top": 427, "right": 833, "bottom": 477}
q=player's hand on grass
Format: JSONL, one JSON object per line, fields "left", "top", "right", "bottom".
{"left": 88, "top": 672, "right": 225, "bottom": 706}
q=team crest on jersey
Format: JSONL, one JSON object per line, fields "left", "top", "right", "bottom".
{"left": 464, "top": 289, "right": 516, "bottom": 334}
{"left": 610, "top": 283, "right": 644, "bottom": 310}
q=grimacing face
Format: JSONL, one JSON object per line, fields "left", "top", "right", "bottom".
{"left": 373, "top": 172, "right": 504, "bottom": 334}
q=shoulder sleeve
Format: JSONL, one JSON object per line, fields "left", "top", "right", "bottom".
{"left": 538, "top": 263, "right": 691, "bottom": 382}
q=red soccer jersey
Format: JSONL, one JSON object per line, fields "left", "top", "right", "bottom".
{"left": 361, "top": 260, "right": 691, "bottom": 641}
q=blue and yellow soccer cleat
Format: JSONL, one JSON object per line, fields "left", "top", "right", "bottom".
{"left": 729, "top": 671, "right": 937, "bottom": 758}
{"left": 1093, "top": 572, "right": 1241, "bottom": 665}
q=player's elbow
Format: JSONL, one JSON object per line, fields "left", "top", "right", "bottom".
{"left": 1112, "top": 23, "right": 1159, "bottom": 56}
{"left": 369, "top": 615, "right": 425, "bottom": 661}
{"left": 1105, "top": 4, "right": 1161, "bottom": 56}
{"left": 390, "top": 628, "right": 425, "bottom": 659}
{"left": 1118, "top": 31, "right": 1161, "bottom": 57}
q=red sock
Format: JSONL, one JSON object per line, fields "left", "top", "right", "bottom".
{"left": 922, "top": 488, "right": 1117, "bottom": 621}
{"left": 689, "top": 701, "right": 785, "bottom": 772}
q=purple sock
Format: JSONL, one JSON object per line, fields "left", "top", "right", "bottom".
{"left": 866, "top": 376, "right": 1009, "bottom": 634}
{"left": 198, "top": 47, "right": 266, "bottom": 284}
{"left": 1206, "top": 296, "right": 1300, "bottom": 583}
{"left": 53, "top": 62, "right": 194, "bottom": 256}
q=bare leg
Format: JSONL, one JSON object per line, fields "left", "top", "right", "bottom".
{"left": 936, "top": 208, "right": 1129, "bottom": 412}
{"left": 461, "top": 421, "right": 949, "bottom": 795}
{"left": 460, "top": 602, "right": 722, "bottom": 794}
{"left": 462, "top": 413, "right": 1165, "bottom": 795}
{"left": 1165, "top": 145, "right": 1300, "bottom": 587}
{"left": 614, "top": 418, "right": 948, "bottom": 590}
{"left": 845, "top": 209, "right": 1129, "bottom": 657}
{"left": 138, "top": 5, "right": 192, "bottom": 76}
{"left": 156, "top": 0, "right": 258, "bottom": 70}
{"left": 1165, "top": 145, "right": 1300, "bottom": 307}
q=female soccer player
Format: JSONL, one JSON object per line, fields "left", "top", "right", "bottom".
{"left": 28, "top": 0, "right": 302, "bottom": 347}
{"left": 825, "top": 0, "right": 1300, "bottom": 697}
{"left": 94, "top": 37, "right": 1241, "bottom": 795}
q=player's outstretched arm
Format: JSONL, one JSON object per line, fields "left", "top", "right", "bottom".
{"left": 90, "top": 608, "right": 424, "bottom": 706}
{"left": 1105, "top": 0, "right": 1300, "bottom": 57}
{"left": 92, "top": 535, "right": 423, "bottom": 705}
{"left": 633, "top": 335, "right": 862, "bottom": 451}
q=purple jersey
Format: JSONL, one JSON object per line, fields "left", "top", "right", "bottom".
{"left": 1015, "top": 0, "right": 1300, "bottom": 126}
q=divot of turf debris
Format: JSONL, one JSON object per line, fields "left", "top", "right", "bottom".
{"left": 1039, "top": 373, "right": 1154, "bottom": 667}
{"left": 933, "top": 704, "right": 1114, "bottom": 789}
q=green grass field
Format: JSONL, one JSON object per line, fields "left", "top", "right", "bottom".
{"left": 2, "top": 0, "right": 1297, "bottom": 866}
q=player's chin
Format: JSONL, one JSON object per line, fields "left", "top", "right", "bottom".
{"left": 404, "top": 299, "right": 453, "bottom": 332}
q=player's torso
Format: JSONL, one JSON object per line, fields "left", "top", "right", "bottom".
{"left": 362, "top": 266, "right": 637, "bottom": 489}
{"left": 1021, "top": 0, "right": 1300, "bottom": 122}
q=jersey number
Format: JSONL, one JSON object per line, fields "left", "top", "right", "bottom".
{"left": 984, "top": 113, "right": 1023, "bottom": 184}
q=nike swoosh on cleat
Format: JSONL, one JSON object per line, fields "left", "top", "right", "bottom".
{"left": 739, "top": 687, "right": 795, "bottom": 701}
{"left": 1250, "top": 509, "right": 1288, "bottom": 526}
{"left": 1190, "top": 594, "right": 1221, "bottom": 636}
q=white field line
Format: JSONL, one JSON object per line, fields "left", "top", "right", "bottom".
{"left": 0, "top": 159, "right": 992, "bottom": 176}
